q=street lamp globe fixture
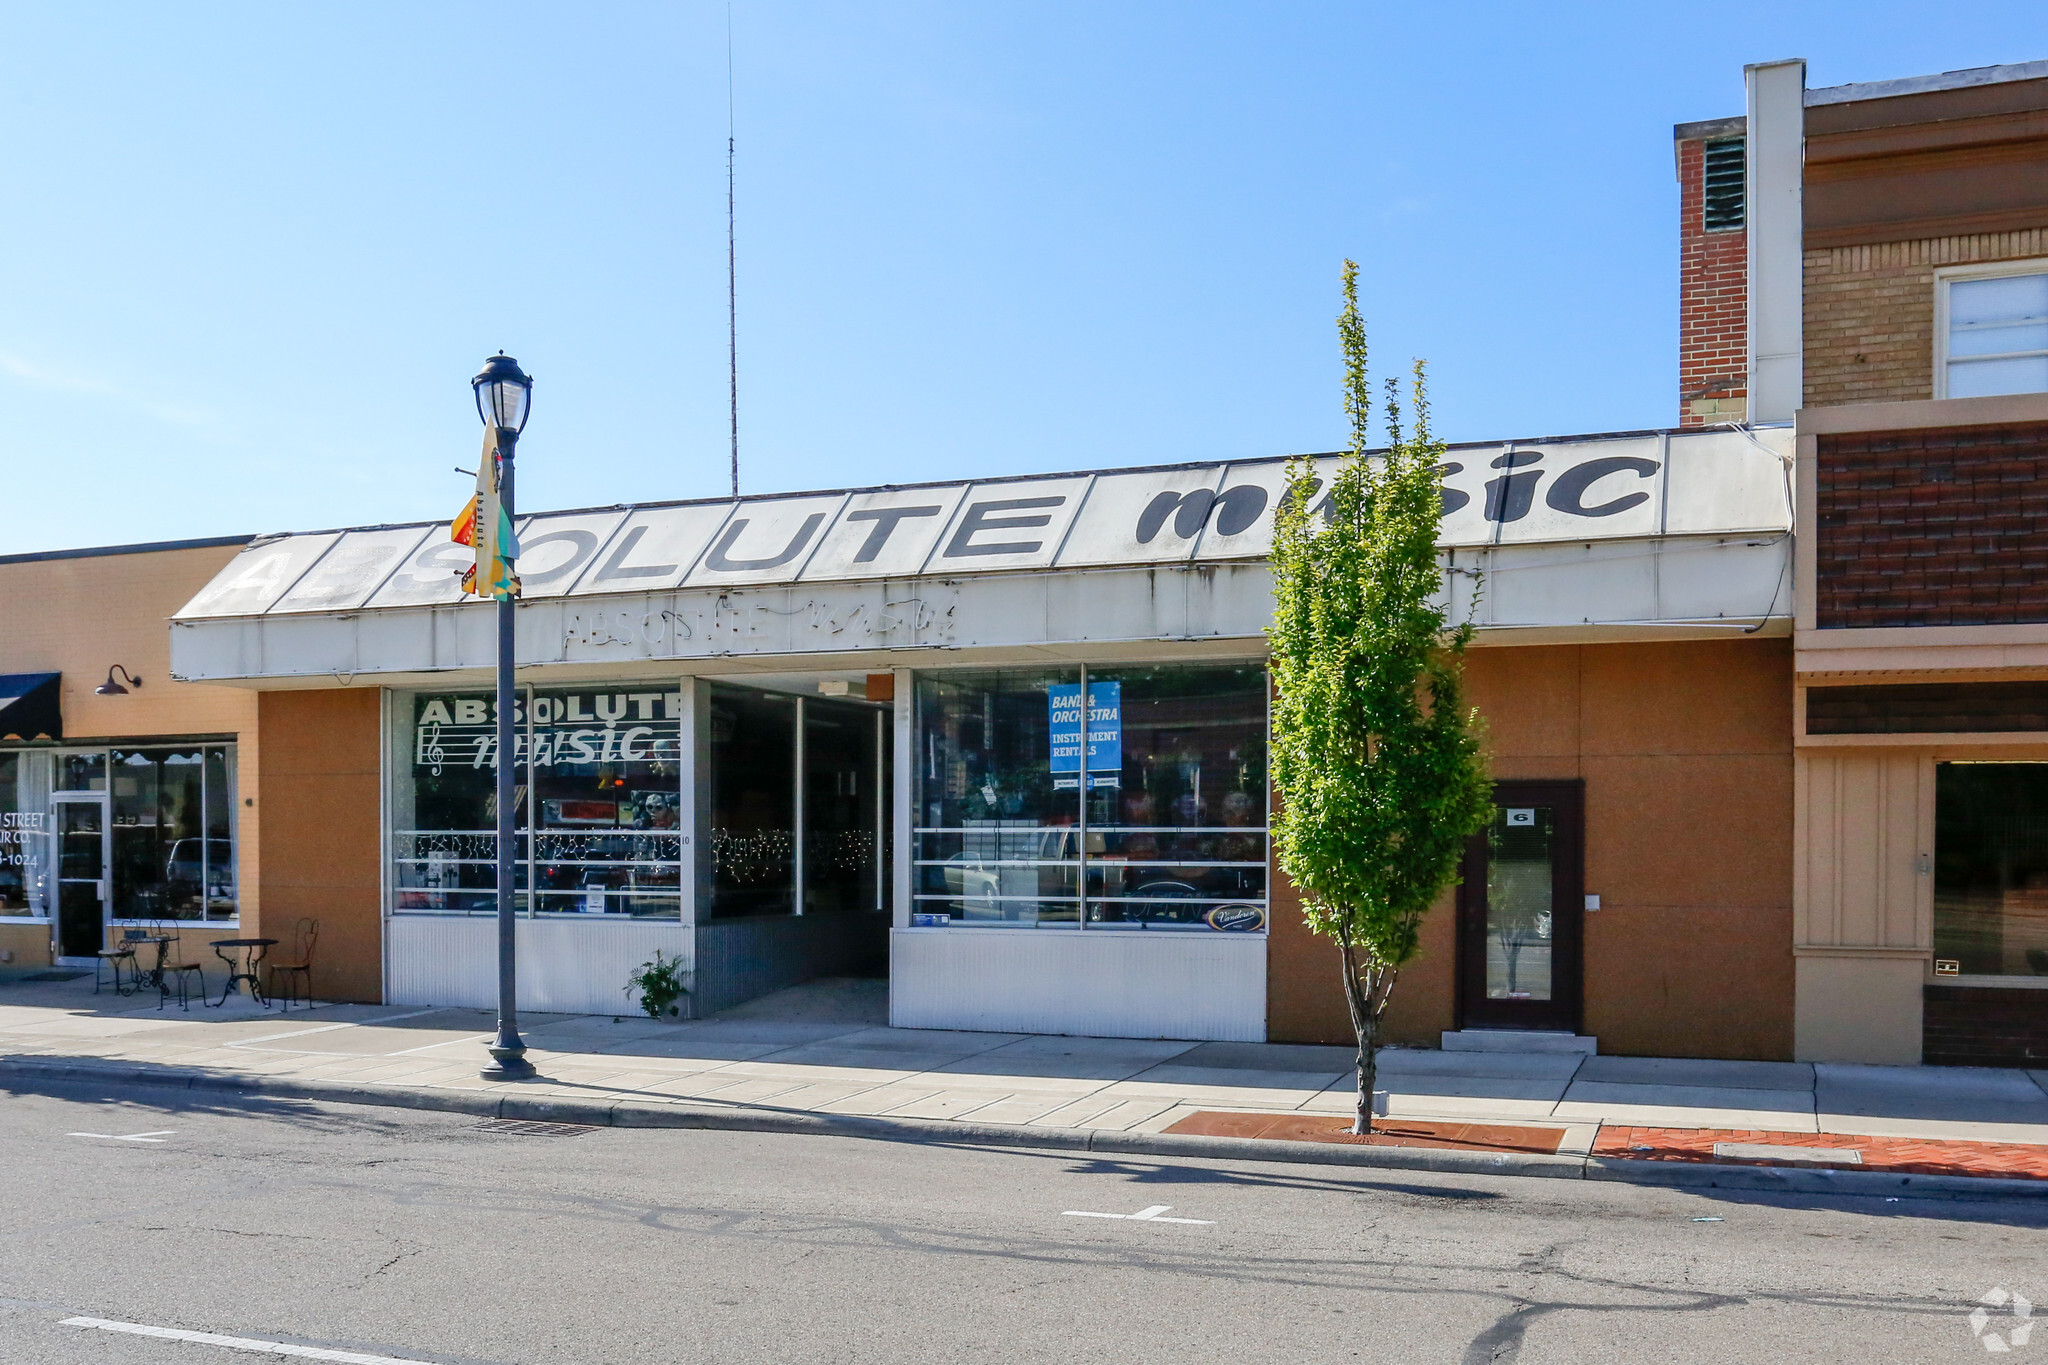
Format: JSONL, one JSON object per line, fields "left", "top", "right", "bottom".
{"left": 472, "top": 352, "right": 533, "bottom": 435}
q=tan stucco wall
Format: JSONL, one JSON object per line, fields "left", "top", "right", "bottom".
{"left": 1795, "top": 953, "right": 1925, "bottom": 1065}
{"left": 0, "top": 542, "right": 259, "bottom": 950}
{"left": 0, "top": 923, "right": 53, "bottom": 968}
{"left": 1266, "top": 637, "right": 1797, "bottom": 1059}
{"left": 256, "top": 689, "right": 383, "bottom": 1003}
{"left": 0, "top": 543, "right": 256, "bottom": 747}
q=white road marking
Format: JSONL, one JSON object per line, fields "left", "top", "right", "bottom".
{"left": 226, "top": 1023, "right": 363, "bottom": 1048}
{"left": 66, "top": 1130, "right": 175, "bottom": 1143}
{"left": 63, "top": 1315, "right": 437, "bottom": 1364}
{"left": 385, "top": 1033, "right": 494, "bottom": 1057}
{"left": 1063, "top": 1204, "right": 1214, "bottom": 1225}
{"left": 227, "top": 1008, "right": 449, "bottom": 1051}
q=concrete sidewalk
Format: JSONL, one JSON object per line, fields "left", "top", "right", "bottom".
{"left": 5, "top": 972, "right": 2047, "bottom": 1156}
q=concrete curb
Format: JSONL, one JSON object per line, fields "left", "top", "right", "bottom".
{"left": 6, "top": 1057, "right": 2043, "bottom": 1200}
{"left": 1584, "top": 1156, "right": 2048, "bottom": 1201}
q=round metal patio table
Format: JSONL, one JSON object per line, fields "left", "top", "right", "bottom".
{"left": 208, "top": 938, "right": 278, "bottom": 1008}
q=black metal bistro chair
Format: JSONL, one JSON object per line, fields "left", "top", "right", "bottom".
{"left": 157, "top": 931, "right": 206, "bottom": 1012}
{"left": 95, "top": 929, "right": 147, "bottom": 996}
{"left": 267, "top": 918, "right": 319, "bottom": 1012}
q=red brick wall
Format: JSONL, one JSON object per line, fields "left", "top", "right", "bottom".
{"left": 1677, "top": 136, "right": 1748, "bottom": 427}
{"left": 1816, "top": 422, "right": 2048, "bottom": 628}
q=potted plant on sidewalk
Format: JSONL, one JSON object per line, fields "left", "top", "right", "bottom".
{"left": 624, "top": 951, "right": 690, "bottom": 1020}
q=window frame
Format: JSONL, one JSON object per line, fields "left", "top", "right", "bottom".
{"left": 909, "top": 657, "right": 1273, "bottom": 935}
{"left": 1933, "top": 257, "right": 2048, "bottom": 400}
{"left": 0, "top": 750, "right": 51, "bottom": 924}
{"left": 1930, "top": 758, "right": 2048, "bottom": 988}
{"left": 386, "top": 681, "right": 690, "bottom": 922}
{"left": 107, "top": 742, "right": 240, "bottom": 927}
{"left": 0, "top": 742, "right": 242, "bottom": 928}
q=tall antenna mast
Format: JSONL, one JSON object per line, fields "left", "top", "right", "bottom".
{"left": 726, "top": 3, "right": 739, "bottom": 500}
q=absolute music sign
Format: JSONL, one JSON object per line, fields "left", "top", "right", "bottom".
{"left": 412, "top": 689, "right": 685, "bottom": 775}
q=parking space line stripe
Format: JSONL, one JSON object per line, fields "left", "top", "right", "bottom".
{"left": 62, "top": 1315, "right": 439, "bottom": 1364}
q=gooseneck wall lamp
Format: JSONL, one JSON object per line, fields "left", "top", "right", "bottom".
{"left": 94, "top": 666, "right": 143, "bottom": 696}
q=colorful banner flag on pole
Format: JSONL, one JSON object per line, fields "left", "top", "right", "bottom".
{"left": 453, "top": 425, "right": 521, "bottom": 599}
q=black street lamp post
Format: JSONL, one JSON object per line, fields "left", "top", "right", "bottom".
{"left": 474, "top": 353, "right": 538, "bottom": 1083}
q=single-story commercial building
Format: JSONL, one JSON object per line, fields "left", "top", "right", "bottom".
{"left": 9, "top": 53, "right": 2048, "bottom": 1067}
{"left": 4, "top": 426, "right": 1800, "bottom": 1057}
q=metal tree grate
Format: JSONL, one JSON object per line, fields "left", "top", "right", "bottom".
{"left": 474, "top": 1119, "right": 602, "bottom": 1138}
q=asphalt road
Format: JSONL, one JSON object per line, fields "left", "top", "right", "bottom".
{"left": 0, "top": 1080, "right": 2043, "bottom": 1364}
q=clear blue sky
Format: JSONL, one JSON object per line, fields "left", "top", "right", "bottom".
{"left": 1, "top": 3, "right": 2041, "bottom": 553}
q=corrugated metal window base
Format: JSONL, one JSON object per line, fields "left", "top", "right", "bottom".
{"left": 889, "top": 928, "right": 1265, "bottom": 1041}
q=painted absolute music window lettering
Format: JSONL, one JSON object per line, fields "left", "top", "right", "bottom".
{"left": 395, "top": 688, "right": 685, "bottom": 918}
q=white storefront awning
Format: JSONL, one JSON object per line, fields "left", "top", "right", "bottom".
{"left": 169, "top": 426, "right": 1793, "bottom": 683}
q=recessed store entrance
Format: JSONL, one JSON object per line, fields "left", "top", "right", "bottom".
{"left": 1456, "top": 780, "right": 1584, "bottom": 1034}
{"left": 693, "top": 680, "right": 893, "bottom": 1014}
{"left": 385, "top": 675, "right": 892, "bottom": 1017}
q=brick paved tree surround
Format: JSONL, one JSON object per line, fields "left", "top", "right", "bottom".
{"left": 1815, "top": 421, "right": 2048, "bottom": 628}
{"left": 1677, "top": 135, "right": 1748, "bottom": 427}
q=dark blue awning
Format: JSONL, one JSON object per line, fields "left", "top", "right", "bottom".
{"left": 0, "top": 673, "right": 60, "bottom": 742}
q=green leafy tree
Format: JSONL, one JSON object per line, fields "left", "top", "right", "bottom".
{"left": 1268, "top": 260, "right": 1493, "bottom": 1134}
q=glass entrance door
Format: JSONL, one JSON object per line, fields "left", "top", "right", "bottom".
{"left": 1456, "top": 780, "right": 1583, "bottom": 1033}
{"left": 802, "top": 698, "right": 885, "bottom": 914}
{"left": 54, "top": 796, "right": 109, "bottom": 961}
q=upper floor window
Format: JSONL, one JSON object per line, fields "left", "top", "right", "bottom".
{"left": 1702, "top": 138, "right": 1745, "bottom": 231}
{"left": 1940, "top": 263, "right": 2048, "bottom": 398}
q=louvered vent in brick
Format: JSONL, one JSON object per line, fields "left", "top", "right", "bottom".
{"left": 1704, "top": 138, "right": 1745, "bottom": 231}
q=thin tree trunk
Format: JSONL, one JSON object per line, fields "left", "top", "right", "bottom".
{"left": 1337, "top": 932, "right": 1376, "bottom": 1135}
{"left": 1356, "top": 1007, "right": 1380, "bottom": 1136}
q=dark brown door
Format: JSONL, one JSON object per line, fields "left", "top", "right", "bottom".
{"left": 1456, "top": 780, "right": 1583, "bottom": 1033}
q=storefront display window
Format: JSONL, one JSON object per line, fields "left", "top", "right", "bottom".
{"left": 914, "top": 662, "right": 1268, "bottom": 931}
{"left": 0, "top": 751, "right": 52, "bottom": 918}
{"left": 0, "top": 746, "right": 237, "bottom": 925}
{"left": 392, "top": 686, "right": 684, "bottom": 918}
{"left": 915, "top": 667, "right": 1080, "bottom": 927}
{"left": 1934, "top": 762, "right": 2048, "bottom": 979}
{"left": 398, "top": 691, "right": 525, "bottom": 915}
{"left": 110, "top": 746, "right": 237, "bottom": 921}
